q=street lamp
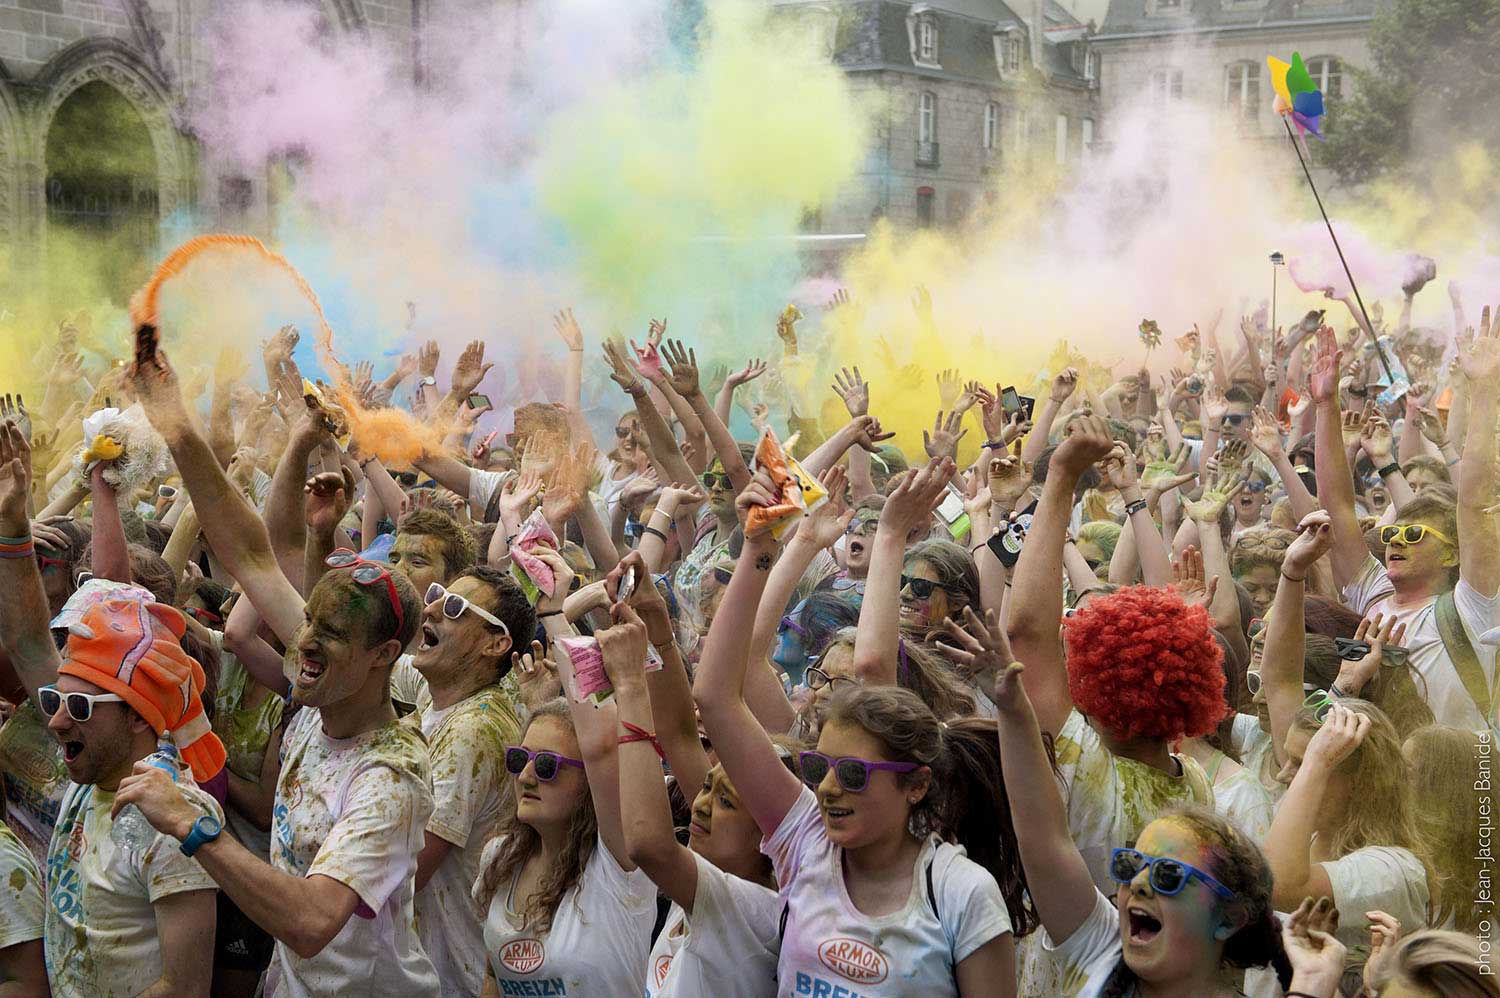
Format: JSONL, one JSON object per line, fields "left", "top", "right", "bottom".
{"left": 1270, "top": 251, "right": 1286, "bottom": 332}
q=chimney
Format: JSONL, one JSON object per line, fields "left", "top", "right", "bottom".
{"left": 1031, "top": 0, "right": 1044, "bottom": 71}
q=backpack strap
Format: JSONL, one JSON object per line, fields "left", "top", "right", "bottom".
{"left": 1434, "top": 591, "right": 1492, "bottom": 721}
{"left": 926, "top": 855, "right": 938, "bottom": 919}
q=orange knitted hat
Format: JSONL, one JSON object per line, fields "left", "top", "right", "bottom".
{"left": 58, "top": 598, "right": 227, "bottom": 783}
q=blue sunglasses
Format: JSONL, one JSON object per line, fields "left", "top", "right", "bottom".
{"left": 1109, "top": 848, "right": 1235, "bottom": 900}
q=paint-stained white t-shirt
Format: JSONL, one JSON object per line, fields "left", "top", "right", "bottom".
{"left": 44, "top": 779, "right": 221, "bottom": 997}
{"left": 0, "top": 821, "right": 44, "bottom": 950}
{"left": 266, "top": 708, "right": 439, "bottom": 998}
{"left": 644, "top": 851, "right": 781, "bottom": 998}
{"left": 412, "top": 685, "right": 519, "bottom": 998}
{"left": 482, "top": 833, "right": 657, "bottom": 996}
{"left": 764, "top": 785, "right": 1012, "bottom": 998}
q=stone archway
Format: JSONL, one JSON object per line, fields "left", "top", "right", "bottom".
{"left": 0, "top": 77, "right": 23, "bottom": 251}
{"left": 31, "top": 39, "right": 188, "bottom": 303}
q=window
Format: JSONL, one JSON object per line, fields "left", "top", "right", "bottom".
{"left": 918, "top": 19, "right": 937, "bottom": 63}
{"left": 1081, "top": 118, "right": 1094, "bottom": 159}
{"left": 984, "top": 102, "right": 1000, "bottom": 151}
{"left": 1084, "top": 48, "right": 1097, "bottom": 84}
{"left": 1224, "top": 61, "right": 1260, "bottom": 122}
{"left": 1154, "top": 0, "right": 1182, "bottom": 8}
{"left": 1005, "top": 33, "right": 1025, "bottom": 74}
{"left": 1306, "top": 56, "right": 1342, "bottom": 99}
{"left": 1149, "top": 68, "right": 1183, "bottom": 105}
{"left": 918, "top": 91, "right": 936, "bottom": 144}
{"left": 1055, "top": 114, "right": 1068, "bottom": 164}
{"left": 1014, "top": 108, "right": 1029, "bottom": 149}
{"left": 916, "top": 187, "right": 935, "bottom": 228}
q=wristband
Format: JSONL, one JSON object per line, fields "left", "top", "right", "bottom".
{"left": 1124, "top": 498, "right": 1148, "bottom": 517}
{"left": 640, "top": 525, "right": 669, "bottom": 542}
{"left": 983, "top": 439, "right": 1009, "bottom": 449}
{"left": 0, "top": 532, "right": 31, "bottom": 546}
{"left": 0, "top": 545, "right": 35, "bottom": 559}
{"left": 619, "top": 721, "right": 665, "bottom": 760}
{"left": 1329, "top": 682, "right": 1349, "bottom": 699}
{"left": 1376, "top": 461, "right": 1401, "bottom": 479}
{"left": 1285, "top": 993, "right": 1324, "bottom": 998}
{"left": 537, "top": 609, "right": 564, "bottom": 620}
{"left": 1281, "top": 569, "right": 1306, "bottom": 583}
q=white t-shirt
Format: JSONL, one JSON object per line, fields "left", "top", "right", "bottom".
{"left": 413, "top": 685, "right": 520, "bottom": 998}
{"left": 1203, "top": 749, "right": 1277, "bottom": 845}
{"left": 1038, "top": 889, "right": 1125, "bottom": 998}
{"left": 266, "top": 708, "right": 439, "bottom": 998}
{"left": 483, "top": 832, "right": 657, "bottom": 996}
{"left": 0, "top": 821, "right": 44, "bottom": 950}
{"left": 1343, "top": 554, "right": 1499, "bottom": 730}
{"left": 1228, "top": 714, "right": 1286, "bottom": 806}
{"left": 1324, "top": 845, "right": 1430, "bottom": 958}
{"left": 645, "top": 851, "right": 781, "bottom": 998}
{"left": 763, "top": 784, "right": 1012, "bottom": 998}
{"left": 468, "top": 467, "right": 516, "bottom": 519}
{"left": 44, "top": 779, "right": 221, "bottom": 997}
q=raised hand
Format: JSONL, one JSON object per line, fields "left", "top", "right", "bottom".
{"left": 1183, "top": 468, "right": 1246, "bottom": 524}
{"left": 831, "top": 366, "right": 869, "bottom": 417}
{"left": 910, "top": 284, "right": 933, "bottom": 324}
{"left": 303, "top": 470, "right": 353, "bottom": 537}
{"left": 0, "top": 421, "right": 32, "bottom": 533}
{"left": 660, "top": 481, "right": 708, "bottom": 513}
{"left": 936, "top": 369, "right": 962, "bottom": 410}
{"left": 450, "top": 340, "right": 493, "bottom": 396}
{"left": 214, "top": 346, "right": 250, "bottom": 394}
{"left": 879, "top": 457, "right": 956, "bottom": 537}
{"left": 352, "top": 360, "right": 374, "bottom": 401}
{"left": 1170, "top": 546, "right": 1219, "bottom": 610}
{"left": 1201, "top": 383, "right": 1229, "bottom": 423}
{"left": 1359, "top": 412, "right": 1395, "bottom": 465}
{"left": 922, "top": 409, "right": 968, "bottom": 461}
{"left": 1101, "top": 442, "right": 1138, "bottom": 491}
{"left": 801, "top": 466, "right": 853, "bottom": 550}
{"left": 1282, "top": 509, "right": 1333, "bottom": 578}
{"left": 392, "top": 352, "right": 419, "bottom": 384}
{"left": 553, "top": 307, "right": 584, "bottom": 351}
{"left": 0, "top": 395, "right": 31, "bottom": 443}
{"left": 619, "top": 468, "right": 661, "bottom": 515}
{"left": 1249, "top": 405, "right": 1285, "bottom": 457}
{"left": 1459, "top": 304, "right": 1500, "bottom": 383}
{"left": 263, "top": 325, "right": 299, "bottom": 368}
{"left": 512, "top": 639, "right": 562, "bottom": 709}
{"left": 601, "top": 338, "right": 644, "bottom": 395}
{"left": 418, "top": 339, "right": 441, "bottom": 380}
{"left": 1216, "top": 438, "right": 1250, "bottom": 478}
{"left": 726, "top": 358, "right": 767, "bottom": 390}
{"left": 1050, "top": 366, "right": 1079, "bottom": 404}
{"left": 127, "top": 345, "right": 190, "bottom": 434}
{"left": 934, "top": 605, "right": 1015, "bottom": 688}
{"left": 1281, "top": 897, "right": 1346, "bottom": 997}
{"left": 1362, "top": 911, "right": 1402, "bottom": 996}
{"left": 1305, "top": 702, "right": 1371, "bottom": 771}
{"left": 734, "top": 468, "right": 781, "bottom": 539}
{"left": 848, "top": 415, "right": 896, "bottom": 453}
{"left": 1340, "top": 406, "right": 1367, "bottom": 452}
{"left": 1308, "top": 325, "right": 1342, "bottom": 403}
{"left": 1411, "top": 405, "right": 1448, "bottom": 448}
{"left": 988, "top": 447, "right": 1031, "bottom": 508}
{"left": 662, "top": 339, "right": 701, "bottom": 398}
{"left": 1053, "top": 412, "right": 1113, "bottom": 478}
{"left": 499, "top": 469, "right": 544, "bottom": 527}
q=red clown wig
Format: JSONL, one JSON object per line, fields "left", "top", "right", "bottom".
{"left": 1063, "top": 585, "right": 1227, "bottom": 740}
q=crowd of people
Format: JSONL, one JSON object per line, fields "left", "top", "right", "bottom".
{"left": 0, "top": 278, "right": 1494, "bottom": 998}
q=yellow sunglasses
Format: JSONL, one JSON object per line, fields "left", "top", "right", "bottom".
{"left": 1378, "top": 523, "right": 1453, "bottom": 547}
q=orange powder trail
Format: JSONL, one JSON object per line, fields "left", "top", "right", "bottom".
{"left": 131, "top": 234, "right": 456, "bottom": 467}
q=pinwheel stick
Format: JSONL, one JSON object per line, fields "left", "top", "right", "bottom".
{"left": 1281, "top": 117, "right": 1397, "bottom": 384}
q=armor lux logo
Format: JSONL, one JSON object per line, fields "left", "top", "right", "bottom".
{"left": 818, "top": 938, "right": 889, "bottom": 984}
{"left": 500, "top": 938, "right": 545, "bottom": 975}
{"left": 653, "top": 954, "right": 673, "bottom": 987}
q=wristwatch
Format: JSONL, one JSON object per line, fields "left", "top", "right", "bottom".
{"left": 180, "top": 814, "right": 223, "bottom": 857}
{"left": 418, "top": 376, "right": 437, "bottom": 388}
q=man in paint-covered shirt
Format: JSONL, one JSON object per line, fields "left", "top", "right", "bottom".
{"left": 113, "top": 350, "right": 439, "bottom": 997}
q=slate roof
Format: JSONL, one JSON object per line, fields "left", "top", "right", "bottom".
{"left": 1096, "top": 0, "right": 1381, "bottom": 40}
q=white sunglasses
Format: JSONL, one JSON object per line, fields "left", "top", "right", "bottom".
{"left": 425, "top": 583, "right": 509, "bottom": 636}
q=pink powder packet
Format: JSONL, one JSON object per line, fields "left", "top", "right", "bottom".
{"left": 558, "top": 635, "right": 611, "bottom": 705}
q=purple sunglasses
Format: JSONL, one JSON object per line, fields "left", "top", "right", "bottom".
{"left": 504, "top": 746, "right": 585, "bottom": 782}
{"left": 799, "top": 751, "right": 919, "bottom": 792}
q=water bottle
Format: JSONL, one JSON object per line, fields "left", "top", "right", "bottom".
{"left": 111, "top": 744, "right": 180, "bottom": 853}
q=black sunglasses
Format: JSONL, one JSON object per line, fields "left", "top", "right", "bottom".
{"left": 900, "top": 575, "right": 950, "bottom": 600}
{"left": 701, "top": 471, "right": 732, "bottom": 490}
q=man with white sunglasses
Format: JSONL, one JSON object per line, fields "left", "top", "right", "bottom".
{"left": 405, "top": 565, "right": 533, "bottom": 997}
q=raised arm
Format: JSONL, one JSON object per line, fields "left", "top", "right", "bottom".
{"left": 1249, "top": 406, "right": 1317, "bottom": 523}
{"left": 1262, "top": 513, "right": 1327, "bottom": 768}
{"left": 1104, "top": 443, "right": 1170, "bottom": 587}
{"left": 1022, "top": 367, "right": 1078, "bottom": 464}
{"left": 552, "top": 308, "right": 593, "bottom": 445}
{"left": 1008, "top": 415, "right": 1113, "bottom": 736}
{"left": 692, "top": 474, "right": 805, "bottom": 836}
{"left": 716, "top": 358, "right": 768, "bottom": 431}
{"left": 852, "top": 458, "right": 955, "bottom": 686}
{"left": 87, "top": 464, "right": 133, "bottom": 585}
{"left": 602, "top": 339, "right": 697, "bottom": 488}
{"left": 1454, "top": 306, "right": 1500, "bottom": 597}
{"left": 1309, "top": 326, "right": 1369, "bottom": 586}
{"left": 128, "top": 347, "right": 306, "bottom": 646}
{"left": 0, "top": 422, "right": 63, "bottom": 705}
{"left": 1358, "top": 414, "right": 1416, "bottom": 513}
{"left": 662, "top": 339, "right": 751, "bottom": 491}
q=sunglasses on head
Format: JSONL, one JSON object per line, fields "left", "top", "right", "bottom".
{"left": 425, "top": 583, "right": 508, "bottom": 635}
{"left": 1109, "top": 848, "right": 1235, "bottom": 899}
{"left": 504, "top": 746, "right": 585, "bottom": 781}
{"left": 701, "top": 471, "right": 732, "bottom": 491}
{"left": 900, "top": 575, "right": 950, "bottom": 600}
{"left": 1303, "top": 689, "right": 1337, "bottom": 723}
{"left": 1379, "top": 523, "right": 1453, "bottom": 547}
{"left": 798, "top": 751, "right": 918, "bottom": 793}
{"left": 324, "top": 549, "right": 404, "bottom": 636}
{"left": 804, "top": 667, "right": 857, "bottom": 693}
{"left": 1244, "top": 669, "right": 1317, "bottom": 697}
{"left": 38, "top": 684, "right": 125, "bottom": 724}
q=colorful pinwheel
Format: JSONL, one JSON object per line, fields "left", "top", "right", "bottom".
{"left": 1138, "top": 319, "right": 1162, "bottom": 351}
{"left": 1267, "top": 52, "right": 1325, "bottom": 140}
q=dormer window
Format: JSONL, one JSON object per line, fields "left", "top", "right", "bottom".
{"left": 907, "top": 7, "right": 940, "bottom": 69}
{"left": 992, "top": 27, "right": 1026, "bottom": 78}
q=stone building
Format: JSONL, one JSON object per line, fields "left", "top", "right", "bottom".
{"left": 773, "top": 0, "right": 1103, "bottom": 232}
{"left": 0, "top": 0, "right": 413, "bottom": 300}
{"left": 1090, "top": 0, "right": 1383, "bottom": 150}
